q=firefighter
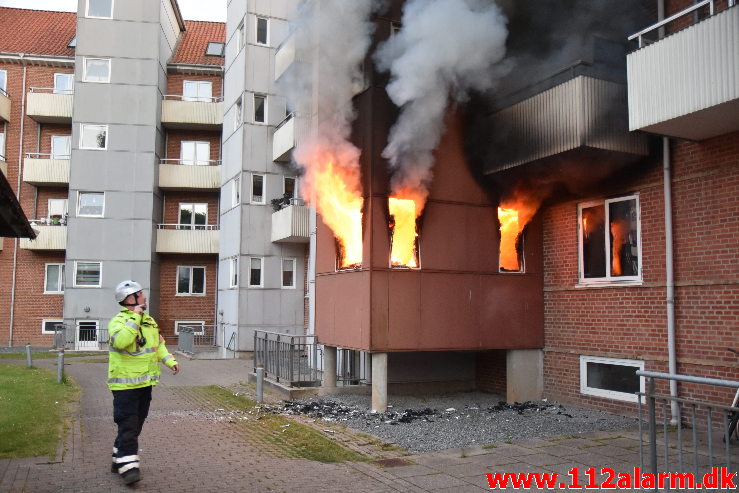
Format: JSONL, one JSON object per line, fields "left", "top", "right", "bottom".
{"left": 108, "top": 280, "right": 180, "bottom": 485}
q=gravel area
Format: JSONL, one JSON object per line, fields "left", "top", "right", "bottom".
{"left": 274, "top": 392, "right": 640, "bottom": 453}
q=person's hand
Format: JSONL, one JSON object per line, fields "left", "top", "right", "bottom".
{"left": 133, "top": 304, "right": 146, "bottom": 314}
{"left": 171, "top": 364, "right": 180, "bottom": 375}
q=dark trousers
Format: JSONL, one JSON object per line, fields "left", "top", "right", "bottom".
{"left": 112, "top": 386, "right": 152, "bottom": 468}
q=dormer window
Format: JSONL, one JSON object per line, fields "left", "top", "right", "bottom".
{"left": 205, "top": 41, "right": 225, "bottom": 57}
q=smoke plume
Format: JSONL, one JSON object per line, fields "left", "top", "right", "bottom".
{"left": 375, "top": 0, "right": 511, "bottom": 212}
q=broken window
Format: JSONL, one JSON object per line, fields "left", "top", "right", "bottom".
{"left": 578, "top": 195, "right": 641, "bottom": 284}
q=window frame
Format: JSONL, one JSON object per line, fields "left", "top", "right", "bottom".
{"left": 178, "top": 202, "right": 208, "bottom": 230}
{"left": 579, "top": 355, "right": 645, "bottom": 403}
{"left": 283, "top": 176, "right": 297, "bottom": 200}
{"left": 82, "top": 57, "right": 111, "bottom": 83}
{"left": 86, "top": 0, "right": 113, "bottom": 18}
{"left": 256, "top": 16, "right": 269, "bottom": 45}
{"left": 44, "top": 263, "right": 65, "bottom": 294}
{"left": 205, "top": 41, "right": 225, "bottom": 57}
{"left": 253, "top": 93, "right": 267, "bottom": 124}
{"left": 251, "top": 173, "right": 265, "bottom": 204}
{"left": 182, "top": 80, "right": 213, "bottom": 102}
{"left": 229, "top": 257, "right": 238, "bottom": 288}
{"left": 47, "top": 198, "right": 68, "bottom": 223}
{"left": 176, "top": 265, "right": 206, "bottom": 296}
{"left": 180, "top": 140, "right": 210, "bottom": 166}
{"left": 235, "top": 21, "right": 245, "bottom": 54}
{"left": 577, "top": 194, "right": 642, "bottom": 286}
{"left": 174, "top": 320, "right": 205, "bottom": 336}
{"left": 0, "top": 132, "right": 6, "bottom": 160}
{"left": 281, "top": 258, "right": 296, "bottom": 289}
{"left": 248, "top": 257, "right": 264, "bottom": 288}
{"left": 0, "top": 69, "right": 7, "bottom": 94}
{"left": 79, "top": 124, "right": 108, "bottom": 150}
{"left": 232, "top": 175, "right": 241, "bottom": 207}
{"left": 51, "top": 135, "right": 71, "bottom": 159}
{"left": 42, "top": 318, "right": 64, "bottom": 335}
{"left": 77, "top": 191, "right": 105, "bottom": 218}
{"left": 234, "top": 96, "right": 243, "bottom": 130}
{"left": 74, "top": 261, "right": 102, "bottom": 288}
{"left": 53, "top": 73, "right": 74, "bottom": 95}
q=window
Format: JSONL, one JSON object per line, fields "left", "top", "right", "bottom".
{"left": 53, "top": 74, "right": 74, "bottom": 95}
{"left": 80, "top": 124, "right": 107, "bottom": 150}
{"left": 86, "top": 0, "right": 113, "bottom": 18}
{"left": 248, "top": 257, "right": 263, "bottom": 287}
{"left": 74, "top": 261, "right": 101, "bottom": 287}
{"left": 83, "top": 58, "right": 110, "bottom": 83}
{"left": 236, "top": 21, "right": 245, "bottom": 53}
{"left": 253, "top": 94, "right": 266, "bottom": 123}
{"left": 44, "top": 263, "right": 65, "bottom": 293}
{"left": 0, "top": 132, "right": 5, "bottom": 160}
{"left": 251, "top": 174, "right": 265, "bottom": 204}
{"left": 78, "top": 192, "right": 104, "bottom": 217}
{"left": 77, "top": 320, "right": 99, "bottom": 345}
{"left": 177, "top": 266, "right": 205, "bottom": 295}
{"left": 183, "top": 80, "right": 212, "bottom": 102}
{"left": 580, "top": 355, "right": 644, "bottom": 403}
{"left": 47, "top": 198, "right": 68, "bottom": 224}
{"left": 51, "top": 135, "right": 71, "bottom": 159}
{"left": 281, "top": 258, "right": 296, "bottom": 288}
{"left": 174, "top": 321, "right": 204, "bottom": 335}
{"left": 42, "top": 319, "right": 64, "bottom": 335}
{"left": 256, "top": 17, "right": 269, "bottom": 45}
{"left": 68, "top": 36, "right": 77, "bottom": 48}
{"left": 205, "top": 41, "right": 225, "bottom": 57}
{"left": 232, "top": 175, "right": 241, "bottom": 206}
{"left": 579, "top": 195, "right": 641, "bottom": 284}
{"left": 180, "top": 141, "right": 210, "bottom": 165}
{"left": 391, "top": 22, "right": 402, "bottom": 36}
{"left": 284, "top": 176, "right": 297, "bottom": 200}
{"left": 234, "top": 96, "right": 243, "bottom": 129}
{"left": 178, "top": 203, "right": 207, "bottom": 230}
{"left": 229, "top": 258, "right": 238, "bottom": 288}
{"left": 0, "top": 70, "right": 6, "bottom": 95}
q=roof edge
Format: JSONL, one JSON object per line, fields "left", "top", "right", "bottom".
{"left": 170, "top": 0, "right": 186, "bottom": 32}
{"left": 0, "top": 52, "right": 75, "bottom": 67}
{"left": 167, "top": 63, "right": 224, "bottom": 75}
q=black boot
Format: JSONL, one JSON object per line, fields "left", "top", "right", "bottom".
{"left": 120, "top": 468, "right": 141, "bottom": 485}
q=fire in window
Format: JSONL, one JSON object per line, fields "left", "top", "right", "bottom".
{"left": 389, "top": 197, "right": 420, "bottom": 269}
{"left": 579, "top": 195, "right": 640, "bottom": 282}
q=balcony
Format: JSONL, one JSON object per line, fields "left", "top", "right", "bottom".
{"left": 23, "top": 153, "right": 70, "bottom": 186}
{"left": 158, "top": 158, "right": 221, "bottom": 190}
{"left": 20, "top": 223, "right": 67, "bottom": 250}
{"left": 156, "top": 224, "right": 219, "bottom": 254}
{"left": 627, "top": 1, "right": 739, "bottom": 140}
{"left": 271, "top": 201, "right": 309, "bottom": 243}
{"left": 0, "top": 88, "right": 9, "bottom": 122}
{"left": 273, "top": 113, "right": 308, "bottom": 163}
{"left": 26, "top": 87, "right": 73, "bottom": 124}
{"left": 161, "top": 95, "right": 223, "bottom": 130}
{"left": 275, "top": 33, "right": 296, "bottom": 81}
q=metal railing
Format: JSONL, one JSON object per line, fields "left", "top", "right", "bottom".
{"left": 629, "top": 0, "right": 736, "bottom": 48}
{"left": 156, "top": 223, "right": 219, "bottom": 230}
{"left": 26, "top": 152, "right": 71, "bottom": 160}
{"left": 160, "top": 157, "right": 222, "bottom": 166}
{"left": 163, "top": 94, "right": 223, "bottom": 103}
{"left": 253, "top": 330, "right": 322, "bottom": 387}
{"left": 636, "top": 371, "right": 739, "bottom": 491}
{"left": 29, "top": 86, "right": 74, "bottom": 95}
{"left": 176, "top": 324, "right": 217, "bottom": 355}
{"left": 29, "top": 216, "right": 68, "bottom": 226}
{"left": 0, "top": 87, "right": 9, "bottom": 98}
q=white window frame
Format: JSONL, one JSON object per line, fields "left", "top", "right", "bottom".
{"left": 251, "top": 173, "right": 265, "bottom": 204}
{"left": 83, "top": 58, "right": 111, "bottom": 83}
{"left": 74, "top": 261, "right": 102, "bottom": 288}
{"left": 232, "top": 175, "right": 241, "bottom": 207}
{"left": 44, "top": 263, "right": 65, "bottom": 294}
{"left": 174, "top": 320, "right": 205, "bottom": 336}
{"left": 80, "top": 124, "right": 108, "bottom": 150}
{"left": 42, "top": 318, "right": 64, "bottom": 335}
{"left": 0, "top": 70, "right": 6, "bottom": 94}
{"left": 256, "top": 16, "right": 269, "bottom": 46}
{"left": 236, "top": 21, "right": 245, "bottom": 54}
{"left": 253, "top": 94, "right": 267, "bottom": 124}
{"left": 577, "top": 194, "right": 642, "bottom": 286}
{"left": 77, "top": 191, "right": 105, "bottom": 218}
{"left": 580, "top": 355, "right": 645, "bottom": 403}
{"left": 0, "top": 132, "right": 6, "bottom": 160}
{"left": 178, "top": 202, "right": 208, "bottom": 230}
{"left": 234, "top": 96, "right": 243, "bottom": 130}
{"left": 180, "top": 140, "right": 210, "bottom": 166}
{"left": 283, "top": 176, "right": 298, "bottom": 200}
{"left": 248, "top": 257, "right": 264, "bottom": 288}
{"left": 47, "top": 198, "right": 68, "bottom": 223}
{"left": 205, "top": 41, "right": 225, "bottom": 57}
{"left": 182, "top": 80, "right": 212, "bottom": 102}
{"left": 176, "top": 265, "right": 206, "bottom": 296}
{"left": 281, "top": 258, "right": 296, "bottom": 289}
{"left": 86, "top": 0, "right": 113, "bottom": 18}
{"left": 53, "top": 73, "right": 74, "bottom": 95}
{"left": 229, "top": 257, "right": 238, "bottom": 288}
{"left": 51, "top": 135, "right": 71, "bottom": 159}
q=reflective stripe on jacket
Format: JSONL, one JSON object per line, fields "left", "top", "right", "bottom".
{"left": 107, "top": 309, "right": 178, "bottom": 391}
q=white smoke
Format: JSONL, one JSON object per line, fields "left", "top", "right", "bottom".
{"left": 375, "top": 0, "right": 511, "bottom": 207}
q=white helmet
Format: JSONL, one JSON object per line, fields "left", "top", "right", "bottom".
{"left": 114, "top": 280, "right": 143, "bottom": 303}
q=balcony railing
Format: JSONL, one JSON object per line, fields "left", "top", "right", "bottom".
{"left": 20, "top": 221, "right": 67, "bottom": 250}
{"left": 23, "top": 152, "right": 71, "bottom": 186}
{"left": 627, "top": 1, "right": 739, "bottom": 140}
{"left": 161, "top": 94, "right": 223, "bottom": 130}
{"left": 26, "top": 87, "right": 73, "bottom": 123}
{"left": 271, "top": 200, "right": 309, "bottom": 243}
{"left": 0, "top": 87, "right": 9, "bottom": 122}
{"left": 155, "top": 223, "right": 219, "bottom": 254}
{"left": 273, "top": 112, "right": 295, "bottom": 162}
{"left": 158, "top": 158, "right": 221, "bottom": 190}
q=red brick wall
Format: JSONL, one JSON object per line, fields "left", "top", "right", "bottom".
{"left": 162, "top": 191, "right": 219, "bottom": 225}
{"left": 543, "top": 131, "right": 739, "bottom": 415}
{"left": 157, "top": 255, "right": 217, "bottom": 338}
{"left": 166, "top": 74, "right": 222, "bottom": 100}
{"left": 164, "top": 129, "right": 221, "bottom": 163}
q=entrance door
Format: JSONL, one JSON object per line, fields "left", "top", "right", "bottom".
{"left": 76, "top": 320, "right": 99, "bottom": 350}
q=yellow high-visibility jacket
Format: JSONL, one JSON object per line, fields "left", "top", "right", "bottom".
{"left": 107, "top": 309, "right": 178, "bottom": 391}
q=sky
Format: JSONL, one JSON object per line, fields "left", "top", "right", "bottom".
{"left": 0, "top": 0, "right": 226, "bottom": 21}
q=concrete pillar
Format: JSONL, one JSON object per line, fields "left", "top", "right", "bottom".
{"left": 371, "top": 352, "right": 388, "bottom": 413}
{"left": 506, "top": 349, "right": 543, "bottom": 403}
{"left": 323, "top": 345, "right": 337, "bottom": 388}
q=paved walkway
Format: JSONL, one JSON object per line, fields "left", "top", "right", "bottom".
{"left": 0, "top": 356, "right": 732, "bottom": 492}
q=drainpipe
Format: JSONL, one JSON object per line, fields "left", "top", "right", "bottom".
{"left": 663, "top": 137, "right": 678, "bottom": 424}
{"left": 9, "top": 58, "right": 27, "bottom": 346}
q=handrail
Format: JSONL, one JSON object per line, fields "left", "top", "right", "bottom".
{"left": 628, "top": 0, "right": 723, "bottom": 48}
{"left": 29, "top": 218, "right": 67, "bottom": 226}
{"left": 157, "top": 223, "right": 219, "bottom": 230}
{"left": 0, "top": 154, "right": 5, "bottom": 162}
{"left": 274, "top": 112, "right": 295, "bottom": 131}
{"left": 0, "top": 87, "right": 8, "bottom": 98}
{"left": 163, "top": 94, "right": 223, "bottom": 103}
{"left": 25, "top": 152, "right": 70, "bottom": 159}
{"left": 29, "top": 86, "right": 74, "bottom": 95}
{"left": 160, "top": 158, "right": 222, "bottom": 166}
{"left": 636, "top": 370, "right": 739, "bottom": 389}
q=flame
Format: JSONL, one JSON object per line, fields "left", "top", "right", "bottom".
{"left": 610, "top": 218, "right": 628, "bottom": 276}
{"left": 498, "top": 196, "right": 539, "bottom": 272}
{"left": 300, "top": 148, "right": 363, "bottom": 268}
{"left": 389, "top": 198, "right": 418, "bottom": 268}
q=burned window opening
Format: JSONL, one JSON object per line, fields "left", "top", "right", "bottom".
{"left": 499, "top": 230, "right": 525, "bottom": 273}
{"left": 498, "top": 207, "right": 526, "bottom": 273}
{"left": 389, "top": 214, "right": 420, "bottom": 269}
{"left": 335, "top": 237, "right": 362, "bottom": 272}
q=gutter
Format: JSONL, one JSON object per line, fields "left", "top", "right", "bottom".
{"left": 0, "top": 52, "right": 74, "bottom": 67}
{"left": 167, "top": 63, "right": 224, "bottom": 76}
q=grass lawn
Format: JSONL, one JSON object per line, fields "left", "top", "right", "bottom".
{"left": 0, "top": 363, "right": 79, "bottom": 459}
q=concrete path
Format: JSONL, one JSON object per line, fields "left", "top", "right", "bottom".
{"left": 0, "top": 356, "right": 732, "bottom": 492}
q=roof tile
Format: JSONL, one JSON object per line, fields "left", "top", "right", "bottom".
{"left": 172, "top": 21, "right": 226, "bottom": 66}
{"left": 0, "top": 8, "right": 76, "bottom": 57}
